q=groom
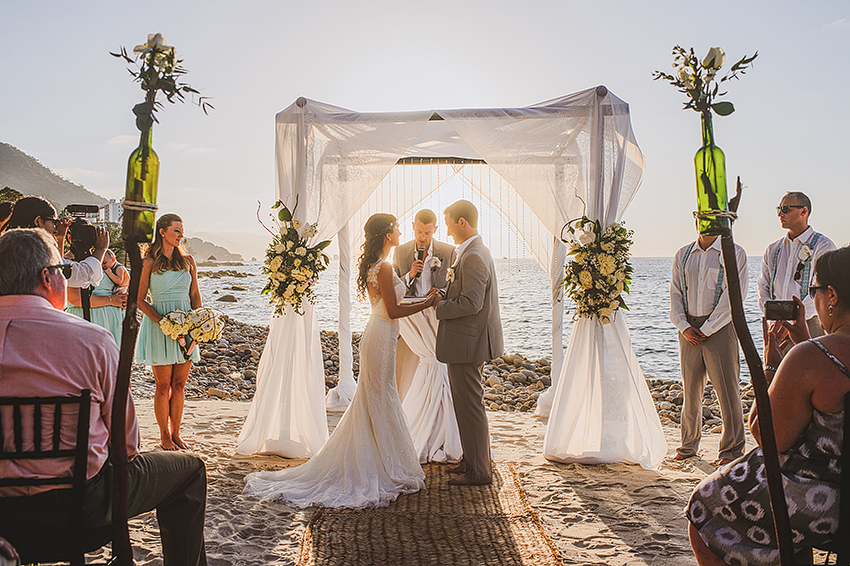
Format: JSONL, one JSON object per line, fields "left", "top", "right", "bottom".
{"left": 434, "top": 200, "right": 503, "bottom": 485}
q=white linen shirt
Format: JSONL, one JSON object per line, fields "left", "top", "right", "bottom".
{"left": 670, "top": 237, "right": 748, "bottom": 337}
{"left": 757, "top": 226, "right": 836, "bottom": 319}
{"left": 64, "top": 255, "right": 104, "bottom": 289}
{"left": 402, "top": 241, "right": 435, "bottom": 297}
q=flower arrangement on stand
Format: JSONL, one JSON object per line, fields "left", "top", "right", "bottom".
{"left": 159, "top": 307, "right": 224, "bottom": 359}
{"left": 560, "top": 217, "right": 633, "bottom": 325}
{"left": 260, "top": 199, "right": 331, "bottom": 316}
{"left": 653, "top": 45, "right": 757, "bottom": 235}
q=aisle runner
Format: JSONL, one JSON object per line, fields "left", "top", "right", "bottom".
{"left": 297, "top": 463, "right": 563, "bottom": 566}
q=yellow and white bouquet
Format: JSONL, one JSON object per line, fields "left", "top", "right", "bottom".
{"left": 261, "top": 199, "right": 331, "bottom": 316}
{"left": 561, "top": 217, "right": 633, "bottom": 324}
{"left": 186, "top": 307, "right": 224, "bottom": 344}
{"left": 159, "top": 310, "right": 189, "bottom": 339}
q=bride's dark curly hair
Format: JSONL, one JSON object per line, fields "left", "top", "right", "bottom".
{"left": 356, "top": 213, "right": 397, "bottom": 301}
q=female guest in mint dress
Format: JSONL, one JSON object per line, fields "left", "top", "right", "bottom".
{"left": 136, "top": 213, "right": 202, "bottom": 450}
{"left": 67, "top": 248, "right": 129, "bottom": 344}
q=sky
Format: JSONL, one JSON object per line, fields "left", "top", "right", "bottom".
{"left": 2, "top": 0, "right": 848, "bottom": 260}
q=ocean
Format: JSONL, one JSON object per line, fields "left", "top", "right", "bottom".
{"left": 198, "top": 257, "right": 766, "bottom": 382}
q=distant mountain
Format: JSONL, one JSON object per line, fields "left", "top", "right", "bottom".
{"left": 183, "top": 237, "right": 243, "bottom": 262}
{"left": 0, "top": 142, "right": 107, "bottom": 209}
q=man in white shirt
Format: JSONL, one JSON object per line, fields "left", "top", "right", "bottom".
{"left": 670, "top": 229, "right": 748, "bottom": 465}
{"left": 757, "top": 191, "right": 836, "bottom": 338}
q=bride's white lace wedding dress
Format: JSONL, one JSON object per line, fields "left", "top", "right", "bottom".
{"left": 242, "top": 260, "right": 425, "bottom": 508}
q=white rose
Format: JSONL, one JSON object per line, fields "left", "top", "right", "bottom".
{"left": 292, "top": 219, "right": 302, "bottom": 230}
{"left": 798, "top": 244, "right": 813, "bottom": 262}
{"left": 275, "top": 243, "right": 285, "bottom": 254}
{"left": 702, "top": 47, "right": 726, "bottom": 70}
{"left": 296, "top": 247, "right": 306, "bottom": 256}
{"left": 577, "top": 230, "right": 596, "bottom": 246}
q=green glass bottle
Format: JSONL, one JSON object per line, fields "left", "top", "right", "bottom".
{"left": 694, "top": 111, "right": 729, "bottom": 235}
{"left": 123, "top": 127, "right": 159, "bottom": 243}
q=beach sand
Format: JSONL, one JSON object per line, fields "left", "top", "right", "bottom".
{"left": 114, "top": 400, "right": 765, "bottom": 566}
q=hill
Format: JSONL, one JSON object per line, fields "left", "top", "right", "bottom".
{"left": 184, "top": 237, "right": 244, "bottom": 262}
{"left": 0, "top": 142, "right": 107, "bottom": 208}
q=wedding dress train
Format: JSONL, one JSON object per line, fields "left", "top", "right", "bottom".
{"left": 242, "top": 260, "right": 425, "bottom": 508}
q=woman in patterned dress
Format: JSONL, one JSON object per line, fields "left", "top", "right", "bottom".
{"left": 687, "top": 246, "right": 850, "bottom": 566}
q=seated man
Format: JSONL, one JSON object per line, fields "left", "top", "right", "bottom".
{"left": 0, "top": 228, "right": 207, "bottom": 566}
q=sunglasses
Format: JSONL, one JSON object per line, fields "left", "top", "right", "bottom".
{"left": 793, "top": 261, "right": 805, "bottom": 282}
{"left": 46, "top": 264, "right": 72, "bottom": 279}
{"left": 809, "top": 284, "right": 829, "bottom": 294}
{"left": 776, "top": 205, "right": 805, "bottom": 214}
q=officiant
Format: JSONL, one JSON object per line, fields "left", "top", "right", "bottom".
{"left": 392, "top": 209, "right": 455, "bottom": 397}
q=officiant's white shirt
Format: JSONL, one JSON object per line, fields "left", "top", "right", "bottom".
{"left": 402, "top": 241, "right": 435, "bottom": 297}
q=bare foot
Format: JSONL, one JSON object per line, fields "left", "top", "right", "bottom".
{"left": 672, "top": 453, "right": 692, "bottom": 461}
{"left": 160, "top": 436, "right": 179, "bottom": 451}
{"left": 172, "top": 434, "right": 190, "bottom": 450}
{"left": 715, "top": 458, "right": 733, "bottom": 467}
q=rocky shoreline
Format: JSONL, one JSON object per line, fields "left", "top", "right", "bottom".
{"left": 130, "top": 316, "right": 751, "bottom": 432}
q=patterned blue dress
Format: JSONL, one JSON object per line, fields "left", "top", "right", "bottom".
{"left": 135, "top": 269, "right": 201, "bottom": 366}
{"left": 687, "top": 340, "right": 850, "bottom": 566}
{"left": 66, "top": 273, "right": 124, "bottom": 345}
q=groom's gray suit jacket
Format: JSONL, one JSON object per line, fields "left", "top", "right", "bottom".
{"left": 435, "top": 237, "right": 503, "bottom": 364}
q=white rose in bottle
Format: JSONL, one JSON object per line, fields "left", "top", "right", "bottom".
{"left": 702, "top": 47, "right": 726, "bottom": 70}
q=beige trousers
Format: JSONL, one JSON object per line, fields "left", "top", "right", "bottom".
{"left": 677, "top": 319, "right": 745, "bottom": 460}
{"left": 447, "top": 361, "right": 492, "bottom": 484}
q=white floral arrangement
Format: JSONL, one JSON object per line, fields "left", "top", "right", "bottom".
{"left": 561, "top": 217, "right": 634, "bottom": 324}
{"left": 260, "top": 199, "right": 331, "bottom": 316}
{"left": 430, "top": 256, "right": 442, "bottom": 271}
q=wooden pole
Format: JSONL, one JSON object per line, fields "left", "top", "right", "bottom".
{"left": 111, "top": 239, "right": 142, "bottom": 565}
{"left": 719, "top": 179, "right": 795, "bottom": 565}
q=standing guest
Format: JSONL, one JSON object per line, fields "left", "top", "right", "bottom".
{"left": 3, "top": 195, "right": 107, "bottom": 289}
{"left": 65, "top": 222, "right": 128, "bottom": 344}
{"left": 758, "top": 191, "right": 836, "bottom": 339}
{"left": 434, "top": 200, "right": 504, "bottom": 485}
{"left": 136, "top": 213, "right": 202, "bottom": 451}
{"left": 670, "top": 227, "right": 748, "bottom": 466}
{"left": 0, "top": 228, "right": 207, "bottom": 566}
{"left": 687, "top": 247, "right": 850, "bottom": 566}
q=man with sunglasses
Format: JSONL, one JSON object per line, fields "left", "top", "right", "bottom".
{"left": 757, "top": 191, "right": 836, "bottom": 339}
{"left": 0, "top": 229, "right": 208, "bottom": 566}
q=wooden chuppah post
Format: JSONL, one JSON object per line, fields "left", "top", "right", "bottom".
{"left": 715, "top": 179, "right": 795, "bottom": 565}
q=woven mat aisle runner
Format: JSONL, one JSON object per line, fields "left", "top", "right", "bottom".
{"left": 297, "top": 463, "right": 563, "bottom": 566}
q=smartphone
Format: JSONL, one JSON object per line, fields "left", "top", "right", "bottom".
{"left": 764, "top": 300, "right": 799, "bottom": 320}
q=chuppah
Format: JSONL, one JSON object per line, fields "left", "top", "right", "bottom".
{"left": 236, "top": 86, "right": 665, "bottom": 470}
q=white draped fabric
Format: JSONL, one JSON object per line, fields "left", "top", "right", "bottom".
{"left": 236, "top": 303, "right": 328, "bottom": 458}
{"left": 239, "top": 88, "right": 660, "bottom": 466}
{"left": 398, "top": 309, "right": 462, "bottom": 464}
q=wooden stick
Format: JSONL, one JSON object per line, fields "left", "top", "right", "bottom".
{"left": 111, "top": 239, "right": 142, "bottom": 565}
{"left": 720, "top": 177, "right": 795, "bottom": 565}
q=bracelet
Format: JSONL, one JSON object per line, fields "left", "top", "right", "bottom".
{"left": 764, "top": 365, "right": 778, "bottom": 372}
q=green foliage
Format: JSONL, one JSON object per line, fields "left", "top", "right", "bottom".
{"left": 652, "top": 46, "right": 758, "bottom": 117}
{"left": 0, "top": 186, "right": 23, "bottom": 203}
{"left": 111, "top": 33, "right": 213, "bottom": 132}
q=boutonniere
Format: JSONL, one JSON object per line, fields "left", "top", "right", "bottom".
{"left": 798, "top": 243, "right": 813, "bottom": 263}
{"left": 430, "top": 256, "right": 442, "bottom": 272}
{"left": 446, "top": 265, "right": 455, "bottom": 283}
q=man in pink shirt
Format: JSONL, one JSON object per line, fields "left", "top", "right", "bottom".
{"left": 0, "top": 228, "right": 207, "bottom": 566}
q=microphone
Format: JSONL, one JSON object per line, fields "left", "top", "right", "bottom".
{"left": 414, "top": 244, "right": 425, "bottom": 279}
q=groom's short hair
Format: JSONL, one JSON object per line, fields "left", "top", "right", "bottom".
{"left": 444, "top": 200, "right": 478, "bottom": 228}
{"left": 414, "top": 209, "right": 437, "bottom": 225}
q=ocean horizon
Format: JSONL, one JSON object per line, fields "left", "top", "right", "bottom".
{"left": 198, "top": 256, "right": 767, "bottom": 383}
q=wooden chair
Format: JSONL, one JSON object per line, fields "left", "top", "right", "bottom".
{"left": 0, "top": 389, "right": 114, "bottom": 565}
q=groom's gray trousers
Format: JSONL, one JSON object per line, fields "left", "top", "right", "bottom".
{"left": 448, "top": 361, "right": 492, "bottom": 484}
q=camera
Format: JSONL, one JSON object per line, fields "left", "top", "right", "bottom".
{"left": 65, "top": 204, "right": 100, "bottom": 260}
{"left": 764, "top": 300, "right": 799, "bottom": 321}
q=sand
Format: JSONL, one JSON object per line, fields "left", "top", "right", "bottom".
{"left": 105, "top": 400, "right": 766, "bottom": 566}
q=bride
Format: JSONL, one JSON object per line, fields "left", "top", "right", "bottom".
{"left": 243, "top": 214, "right": 440, "bottom": 508}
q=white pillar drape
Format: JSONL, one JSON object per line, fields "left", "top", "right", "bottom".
{"left": 326, "top": 222, "right": 356, "bottom": 411}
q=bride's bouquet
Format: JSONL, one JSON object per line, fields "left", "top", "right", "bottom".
{"left": 560, "top": 217, "right": 633, "bottom": 324}
{"left": 159, "top": 307, "right": 225, "bottom": 358}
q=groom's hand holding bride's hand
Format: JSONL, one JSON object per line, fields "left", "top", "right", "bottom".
{"left": 426, "top": 287, "right": 443, "bottom": 306}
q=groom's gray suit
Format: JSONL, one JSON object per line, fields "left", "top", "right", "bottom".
{"left": 435, "top": 236, "right": 503, "bottom": 484}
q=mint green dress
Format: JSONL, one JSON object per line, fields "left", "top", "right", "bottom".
{"left": 66, "top": 274, "right": 124, "bottom": 345}
{"left": 135, "top": 269, "right": 201, "bottom": 366}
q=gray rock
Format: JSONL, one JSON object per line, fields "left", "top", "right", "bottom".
{"left": 217, "top": 294, "right": 238, "bottom": 303}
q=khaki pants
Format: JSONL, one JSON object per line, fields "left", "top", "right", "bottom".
{"left": 677, "top": 318, "right": 745, "bottom": 460}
